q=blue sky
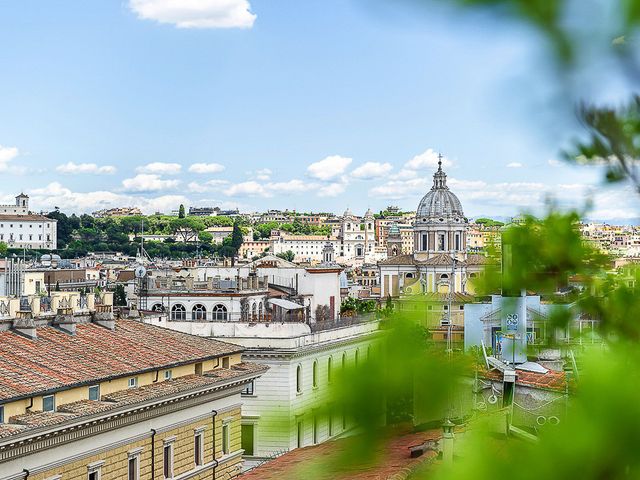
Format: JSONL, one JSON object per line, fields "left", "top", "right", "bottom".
{"left": 0, "top": 0, "right": 636, "bottom": 220}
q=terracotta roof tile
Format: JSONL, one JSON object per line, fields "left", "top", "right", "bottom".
{"left": 0, "top": 319, "right": 243, "bottom": 402}
{"left": 0, "top": 363, "right": 267, "bottom": 438}
{"left": 378, "top": 255, "right": 417, "bottom": 266}
{"left": 479, "top": 367, "right": 568, "bottom": 392}
{"left": 238, "top": 427, "right": 441, "bottom": 480}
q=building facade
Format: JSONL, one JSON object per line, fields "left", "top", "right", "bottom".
{"left": 0, "top": 291, "right": 266, "bottom": 480}
{"left": 378, "top": 159, "right": 485, "bottom": 298}
{"left": 0, "top": 194, "right": 57, "bottom": 250}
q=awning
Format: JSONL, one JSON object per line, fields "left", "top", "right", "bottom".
{"left": 269, "top": 298, "right": 305, "bottom": 310}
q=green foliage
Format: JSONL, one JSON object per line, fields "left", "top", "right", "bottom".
{"left": 565, "top": 96, "right": 640, "bottom": 191}
{"left": 473, "top": 217, "right": 504, "bottom": 227}
{"left": 0, "top": 242, "right": 7, "bottom": 256}
{"left": 41, "top": 212, "right": 236, "bottom": 259}
{"left": 198, "top": 231, "right": 213, "bottom": 244}
{"left": 113, "top": 284, "right": 127, "bottom": 306}
{"left": 276, "top": 250, "right": 295, "bottom": 262}
{"left": 231, "top": 223, "right": 243, "bottom": 249}
{"left": 178, "top": 204, "right": 185, "bottom": 218}
{"left": 340, "top": 297, "right": 377, "bottom": 316}
{"left": 478, "top": 209, "right": 608, "bottom": 301}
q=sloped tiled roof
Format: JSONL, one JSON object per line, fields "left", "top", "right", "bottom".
{"left": 0, "top": 319, "right": 243, "bottom": 402}
{"left": 378, "top": 254, "right": 416, "bottom": 266}
{"left": 466, "top": 254, "right": 488, "bottom": 265}
{"left": 480, "top": 367, "right": 568, "bottom": 392}
{"left": 380, "top": 253, "right": 488, "bottom": 267}
{"left": 421, "top": 253, "right": 458, "bottom": 266}
{"left": 421, "top": 292, "right": 476, "bottom": 303}
{"left": 238, "top": 426, "right": 441, "bottom": 480}
{"left": 2, "top": 363, "right": 267, "bottom": 438}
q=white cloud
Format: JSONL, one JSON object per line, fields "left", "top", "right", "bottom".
{"left": 188, "top": 162, "right": 225, "bottom": 174}
{"left": 506, "top": 162, "right": 523, "bottom": 168}
{"left": 369, "top": 178, "right": 431, "bottom": 199}
{"left": 405, "top": 148, "right": 452, "bottom": 170}
{"left": 267, "top": 179, "right": 308, "bottom": 195}
{"left": 318, "top": 182, "right": 347, "bottom": 197}
{"left": 129, "top": 0, "right": 256, "bottom": 29}
{"left": 0, "top": 145, "right": 18, "bottom": 165}
{"left": 247, "top": 168, "right": 272, "bottom": 181}
{"left": 351, "top": 162, "right": 393, "bottom": 180}
{"left": 122, "top": 174, "right": 180, "bottom": 192}
{"left": 548, "top": 159, "right": 562, "bottom": 167}
{"left": 225, "top": 179, "right": 316, "bottom": 197}
{"left": 136, "top": 162, "right": 182, "bottom": 175}
{"left": 226, "top": 181, "right": 269, "bottom": 197}
{"left": 56, "top": 162, "right": 116, "bottom": 175}
{"left": 29, "top": 182, "right": 188, "bottom": 214}
{"left": 307, "top": 155, "right": 352, "bottom": 181}
{"left": 187, "top": 179, "right": 230, "bottom": 193}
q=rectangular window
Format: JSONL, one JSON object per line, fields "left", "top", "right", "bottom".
{"left": 164, "top": 370, "right": 172, "bottom": 380}
{"left": 0, "top": 405, "right": 4, "bottom": 423}
{"left": 128, "top": 455, "right": 139, "bottom": 480}
{"left": 195, "top": 362, "right": 203, "bottom": 375}
{"left": 328, "top": 412, "right": 333, "bottom": 437}
{"left": 88, "top": 385, "right": 100, "bottom": 401}
{"left": 43, "top": 394, "right": 55, "bottom": 412}
{"left": 194, "top": 432, "right": 203, "bottom": 466}
{"left": 87, "top": 463, "right": 103, "bottom": 480}
{"left": 128, "top": 377, "right": 138, "bottom": 388}
{"left": 222, "top": 357, "right": 230, "bottom": 369}
{"left": 297, "top": 420, "right": 303, "bottom": 448}
{"left": 241, "top": 424, "right": 255, "bottom": 456}
{"left": 163, "top": 444, "right": 173, "bottom": 479}
{"left": 241, "top": 380, "right": 254, "bottom": 396}
{"left": 313, "top": 416, "right": 318, "bottom": 444}
{"left": 222, "top": 423, "right": 230, "bottom": 455}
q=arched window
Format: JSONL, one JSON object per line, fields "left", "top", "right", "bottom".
{"left": 312, "top": 361, "right": 318, "bottom": 388}
{"left": 342, "top": 353, "right": 347, "bottom": 370}
{"left": 171, "top": 304, "right": 186, "bottom": 321}
{"left": 327, "top": 357, "right": 333, "bottom": 383}
{"left": 355, "top": 349, "right": 360, "bottom": 367}
{"left": 212, "top": 304, "right": 228, "bottom": 321}
{"left": 252, "top": 302, "right": 257, "bottom": 320}
{"left": 296, "top": 365, "right": 303, "bottom": 394}
{"left": 258, "top": 302, "right": 263, "bottom": 320}
{"left": 192, "top": 304, "right": 207, "bottom": 321}
{"left": 440, "top": 273, "right": 449, "bottom": 280}
{"left": 151, "top": 303, "right": 164, "bottom": 312}
{"left": 241, "top": 301, "right": 249, "bottom": 321}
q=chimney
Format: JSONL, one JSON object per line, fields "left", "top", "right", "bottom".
{"left": 12, "top": 317, "right": 37, "bottom": 340}
{"left": 92, "top": 310, "right": 116, "bottom": 330}
{"left": 54, "top": 315, "right": 76, "bottom": 335}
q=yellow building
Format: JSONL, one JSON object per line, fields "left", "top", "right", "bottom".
{"left": 0, "top": 293, "right": 266, "bottom": 480}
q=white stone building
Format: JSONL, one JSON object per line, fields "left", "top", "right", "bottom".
{"left": 378, "top": 159, "right": 485, "bottom": 297}
{"left": 142, "top": 307, "right": 381, "bottom": 468}
{"left": 0, "top": 194, "right": 57, "bottom": 250}
{"left": 270, "top": 230, "right": 341, "bottom": 263}
{"left": 268, "top": 209, "right": 383, "bottom": 266}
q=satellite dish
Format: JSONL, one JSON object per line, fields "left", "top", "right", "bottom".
{"left": 135, "top": 265, "right": 147, "bottom": 278}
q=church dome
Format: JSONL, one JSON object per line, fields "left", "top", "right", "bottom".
{"left": 416, "top": 159, "right": 464, "bottom": 222}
